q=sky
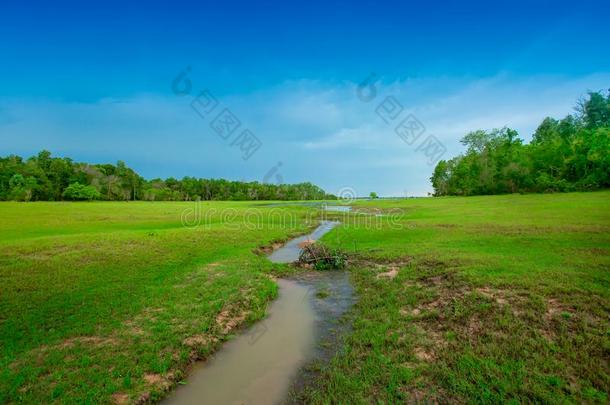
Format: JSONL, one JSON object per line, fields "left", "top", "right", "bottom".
{"left": 1, "top": 0, "right": 609, "bottom": 196}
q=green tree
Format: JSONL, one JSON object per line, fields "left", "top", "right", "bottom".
{"left": 581, "top": 90, "right": 610, "bottom": 129}
{"left": 62, "top": 182, "right": 101, "bottom": 201}
{"left": 430, "top": 92, "right": 609, "bottom": 196}
{"left": 430, "top": 160, "right": 450, "bottom": 196}
{"left": 8, "top": 174, "right": 37, "bottom": 201}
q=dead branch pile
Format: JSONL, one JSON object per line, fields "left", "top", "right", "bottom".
{"left": 298, "top": 243, "right": 348, "bottom": 270}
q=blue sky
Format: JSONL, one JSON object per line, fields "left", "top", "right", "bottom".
{"left": 1, "top": 0, "right": 609, "bottom": 196}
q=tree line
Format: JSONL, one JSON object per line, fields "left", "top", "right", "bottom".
{"left": 431, "top": 91, "right": 610, "bottom": 196}
{"left": 0, "top": 151, "right": 335, "bottom": 201}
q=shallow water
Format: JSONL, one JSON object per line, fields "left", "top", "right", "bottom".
{"left": 163, "top": 279, "right": 317, "bottom": 405}
{"left": 268, "top": 220, "right": 339, "bottom": 263}
{"left": 163, "top": 221, "right": 352, "bottom": 405}
{"left": 322, "top": 205, "right": 351, "bottom": 213}
{"left": 284, "top": 271, "right": 354, "bottom": 401}
{"left": 260, "top": 202, "right": 352, "bottom": 213}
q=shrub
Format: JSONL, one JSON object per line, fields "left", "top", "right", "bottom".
{"left": 62, "top": 182, "right": 101, "bottom": 201}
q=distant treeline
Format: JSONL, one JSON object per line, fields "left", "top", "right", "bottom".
{"left": 431, "top": 91, "right": 610, "bottom": 196}
{"left": 0, "top": 152, "right": 335, "bottom": 201}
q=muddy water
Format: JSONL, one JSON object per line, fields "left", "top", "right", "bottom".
{"left": 163, "top": 279, "right": 317, "bottom": 405}
{"left": 164, "top": 221, "right": 353, "bottom": 405}
{"left": 268, "top": 220, "right": 339, "bottom": 263}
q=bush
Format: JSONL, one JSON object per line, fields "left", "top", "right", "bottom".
{"left": 62, "top": 182, "right": 101, "bottom": 201}
{"left": 535, "top": 173, "right": 573, "bottom": 193}
{"left": 8, "top": 174, "right": 37, "bottom": 201}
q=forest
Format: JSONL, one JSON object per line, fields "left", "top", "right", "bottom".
{"left": 0, "top": 152, "right": 334, "bottom": 201}
{"left": 431, "top": 91, "right": 610, "bottom": 196}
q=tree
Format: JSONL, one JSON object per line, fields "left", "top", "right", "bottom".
{"left": 581, "top": 90, "right": 610, "bottom": 129}
{"left": 369, "top": 192, "right": 378, "bottom": 199}
{"left": 103, "top": 175, "right": 121, "bottom": 200}
{"left": 62, "top": 182, "right": 101, "bottom": 201}
{"left": 532, "top": 117, "right": 559, "bottom": 144}
{"left": 430, "top": 92, "right": 609, "bottom": 196}
{"left": 9, "top": 174, "right": 37, "bottom": 201}
{"left": 430, "top": 160, "right": 450, "bottom": 196}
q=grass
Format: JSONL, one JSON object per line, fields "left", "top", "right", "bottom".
{"left": 301, "top": 191, "right": 610, "bottom": 403}
{"left": 0, "top": 201, "right": 318, "bottom": 403}
{"left": 1, "top": 192, "right": 609, "bottom": 403}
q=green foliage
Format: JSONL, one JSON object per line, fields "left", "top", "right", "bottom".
{"left": 314, "top": 249, "right": 347, "bottom": 270}
{"left": 582, "top": 90, "right": 610, "bottom": 129}
{"left": 431, "top": 91, "right": 610, "bottom": 196}
{"left": 62, "top": 182, "right": 101, "bottom": 201}
{"left": 8, "top": 174, "right": 37, "bottom": 201}
{"left": 369, "top": 192, "right": 378, "bottom": 199}
{"left": 0, "top": 151, "right": 333, "bottom": 201}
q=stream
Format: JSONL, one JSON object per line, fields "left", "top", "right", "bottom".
{"left": 163, "top": 221, "right": 353, "bottom": 405}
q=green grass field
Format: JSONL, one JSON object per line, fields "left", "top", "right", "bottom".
{"left": 0, "top": 201, "right": 318, "bottom": 403}
{"left": 307, "top": 192, "right": 610, "bottom": 403}
{"left": 1, "top": 192, "right": 609, "bottom": 403}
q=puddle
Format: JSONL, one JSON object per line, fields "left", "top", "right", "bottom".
{"left": 259, "top": 202, "right": 322, "bottom": 208}
{"left": 268, "top": 220, "right": 339, "bottom": 263}
{"left": 284, "top": 271, "right": 354, "bottom": 402}
{"left": 260, "top": 202, "right": 352, "bottom": 213}
{"left": 164, "top": 221, "right": 353, "bottom": 405}
{"left": 322, "top": 205, "right": 351, "bottom": 213}
{"left": 163, "top": 279, "right": 317, "bottom": 405}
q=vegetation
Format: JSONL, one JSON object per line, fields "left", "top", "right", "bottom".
{"left": 62, "top": 182, "right": 101, "bottom": 201}
{"left": 1, "top": 193, "right": 607, "bottom": 403}
{"left": 431, "top": 91, "right": 610, "bottom": 195}
{"left": 300, "top": 192, "right": 610, "bottom": 403}
{"left": 0, "top": 201, "right": 323, "bottom": 403}
{"left": 0, "top": 151, "right": 333, "bottom": 201}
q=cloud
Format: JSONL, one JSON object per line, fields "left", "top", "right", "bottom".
{"left": 1, "top": 72, "right": 608, "bottom": 196}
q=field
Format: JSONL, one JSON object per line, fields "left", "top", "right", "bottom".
{"left": 1, "top": 192, "right": 609, "bottom": 403}
{"left": 0, "top": 201, "right": 318, "bottom": 403}
{"left": 309, "top": 192, "right": 610, "bottom": 403}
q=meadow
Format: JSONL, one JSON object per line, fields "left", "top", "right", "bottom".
{"left": 0, "top": 201, "right": 318, "bottom": 403}
{"left": 1, "top": 192, "right": 609, "bottom": 403}
{"left": 307, "top": 191, "right": 610, "bottom": 403}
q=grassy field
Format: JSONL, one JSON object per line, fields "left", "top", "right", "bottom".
{"left": 1, "top": 192, "right": 609, "bottom": 403}
{"left": 0, "top": 201, "right": 318, "bottom": 403}
{"left": 304, "top": 191, "right": 610, "bottom": 403}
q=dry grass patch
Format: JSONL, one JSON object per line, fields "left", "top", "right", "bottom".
{"left": 182, "top": 334, "right": 217, "bottom": 348}
{"left": 111, "top": 392, "right": 130, "bottom": 404}
{"left": 215, "top": 306, "right": 250, "bottom": 334}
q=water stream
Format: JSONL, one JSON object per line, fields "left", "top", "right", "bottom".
{"left": 268, "top": 221, "right": 339, "bottom": 263}
{"left": 163, "top": 221, "right": 352, "bottom": 405}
